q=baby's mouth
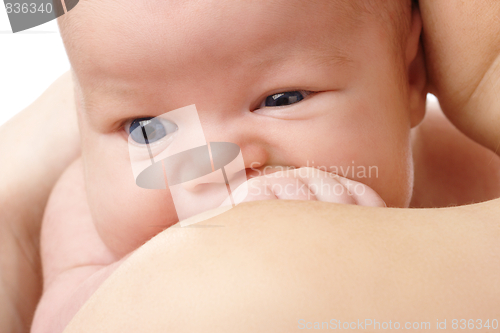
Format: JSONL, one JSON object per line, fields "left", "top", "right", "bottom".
{"left": 246, "top": 165, "right": 297, "bottom": 179}
{"left": 181, "top": 171, "right": 228, "bottom": 192}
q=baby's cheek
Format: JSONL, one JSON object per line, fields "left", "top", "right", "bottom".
{"left": 87, "top": 173, "right": 179, "bottom": 257}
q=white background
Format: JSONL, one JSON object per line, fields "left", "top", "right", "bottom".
{"left": 0, "top": 4, "right": 70, "bottom": 126}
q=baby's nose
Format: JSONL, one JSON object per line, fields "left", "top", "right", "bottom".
{"left": 177, "top": 142, "right": 246, "bottom": 191}
{"left": 202, "top": 134, "right": 270, "bottom": 179}
{"left": 238, "top": 142, "right": 270, "bottom": 172}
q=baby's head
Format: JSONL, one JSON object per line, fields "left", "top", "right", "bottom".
{"left": 60, "top": 0, "right": 426, "bottom": 256}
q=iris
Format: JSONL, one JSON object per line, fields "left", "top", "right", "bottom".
{"left": 264, "top": 91, "right": 308, "bottom": 107}
{"left": 129, "top": 117, "right": 177, "bottom": 144}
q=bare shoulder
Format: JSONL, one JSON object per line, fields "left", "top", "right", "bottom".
{"left": 411, "top": 100, "right": 500, "bottom": 208}
{"left": 63, "top": 200, "right": 500, "bottom": 333}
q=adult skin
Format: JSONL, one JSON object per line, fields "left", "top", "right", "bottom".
{"left": 62, "top": 1, "right": 500, "bottom": 332}
{"left": 0, "top": 72, "right": 80, "bottom": 333}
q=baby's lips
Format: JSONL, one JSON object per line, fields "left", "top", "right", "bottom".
{"left": 246, "top": 166, "right": 295, "bottom": 179}
{"left": 181, "top": 171, "right": 226, "bottom": 191}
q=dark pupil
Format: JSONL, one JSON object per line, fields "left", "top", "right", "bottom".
{"left": 265, "top": 91, "right": 304, "bottom": 107}
{"left": 129, "top": 118, "right": 166, "bottom": 144}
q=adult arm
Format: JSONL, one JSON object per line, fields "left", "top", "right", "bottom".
{"left": 0, "top": 71, "right": 80, "bottom": 333}
{"left": 64, "top": 200, "right": 500, "bottom": 332}
{"left": 420, "top": 0, "right": 500, "bottom": 153}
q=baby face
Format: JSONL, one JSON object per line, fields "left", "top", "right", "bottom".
{"left": 62, "top": 0, "right": 425, "bottom": 256}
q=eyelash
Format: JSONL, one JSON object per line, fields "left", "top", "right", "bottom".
{"left": 124, "top": 117, "right": 178, "bottom": 146}
{"left": 122, "top": 89, "right": 315, "bottom": 136}
{"left": 255, "top": 90, "right": 314, "bottom": 110}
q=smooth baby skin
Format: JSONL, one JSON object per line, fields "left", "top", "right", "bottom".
{"left": 31, "top": 87, "right": 500, "bottom": 333}
{"left": 34, "top": 102, "right": 500, "bottom": 333}
{"left": 27, "top": 0, "right": 500, "bottom": 332}
{"left": 32, "top": 0, "right": 429, "bottom": 330}
{"left": 59, "top": 0, "right": 500, "bottom": 331}
{"left": 63, "top": 0, "right": 426, "bottom": 259}
{"left": 2, "top": 0, "right": 499, "bottom": 329}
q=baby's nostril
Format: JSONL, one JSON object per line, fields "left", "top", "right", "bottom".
{"left": 245, "top": 168, "right": 260, "bottom": 180}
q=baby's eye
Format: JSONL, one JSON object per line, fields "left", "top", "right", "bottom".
{"left": 128, "top": 117, "right": 178, "bottom": 144}
{"left": 260, "top": 90, "right": 312, "bottom": 108}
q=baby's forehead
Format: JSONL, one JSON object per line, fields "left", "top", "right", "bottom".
{"left": 62, "top": 0, "right": 370, "bottom": 55}
{"left": 64, "top": 1, "right": 365, "bottom": 75}
{"left": 61, "top": 0, "right": 408, "bottom": 114}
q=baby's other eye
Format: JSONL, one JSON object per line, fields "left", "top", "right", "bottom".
{"left": 261, "top": 90, "right": 312, "bottom": 108}
{"left": 128, "top": 117, "right": 178, "bottom": 144}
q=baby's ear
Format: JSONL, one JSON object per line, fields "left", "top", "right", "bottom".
{"left": 406, "top": 4, "right": 427, "bottom": 128}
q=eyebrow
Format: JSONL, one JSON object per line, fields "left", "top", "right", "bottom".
{"left": 247, "top": 46, "right": 354, "bottom": 77}
{"left": 83, "top": 43, "right": 354, "bottom": 126}
{"left": 306, "top": 51, "right": 354, "bottom": 68}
